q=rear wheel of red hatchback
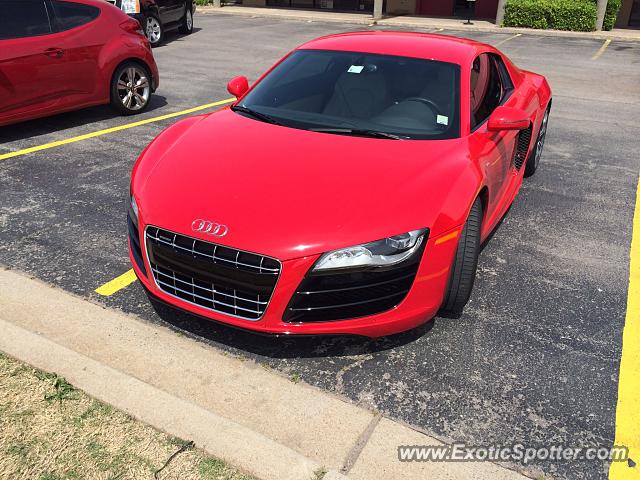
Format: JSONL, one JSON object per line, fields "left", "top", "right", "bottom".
{"left": 439, "top": 198, "right": 483, "bottom": 319}
{"left": 110, "top": 62, "right": 152, "bottom": 115}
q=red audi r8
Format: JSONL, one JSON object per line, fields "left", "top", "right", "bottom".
{"left": 129, "top": 32, "right": 551, "bottom": 338}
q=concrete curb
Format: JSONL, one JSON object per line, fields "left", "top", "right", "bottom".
{"left": 0, "top": 268, "right": 531, "bottom": 480}
{"left": 0, "top": 319, "right": 340, "bottom": 480}
{"left": 196, "top": 5, "right": 640, "bottom": 42}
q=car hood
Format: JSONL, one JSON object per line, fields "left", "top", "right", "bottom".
{"left": 136, "top": 108, "right": 471, "bottom": 261}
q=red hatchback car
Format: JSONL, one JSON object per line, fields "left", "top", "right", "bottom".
{"left": 0, "top": 0, "right": 159, "bottom": 127}
{"left": 129, "top": 32, "right": 551, "bottom": 338}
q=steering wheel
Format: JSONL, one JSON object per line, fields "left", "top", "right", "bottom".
{"left": 404, "top": 97, "right": 443, "bottom": 118}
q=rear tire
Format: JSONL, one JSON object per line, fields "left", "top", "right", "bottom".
{"left": 110, "top": 62, "right": 152, "bottom": 115}
{"left": 179, "top": 6, "right": 194, "bottom": 34}
{"left": 439, "top": 198, "right": 483, "bottom": 318}
{"left": 524, "top": 104, "right": 550, "bottom": 178}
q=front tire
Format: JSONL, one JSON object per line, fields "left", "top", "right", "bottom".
{"left": 145, "top": 14, "right": 163, "bottom": 47}
{"left": 179, "top": 6, "right": 194, "bottom": 34}
{"left": 110, "top": 62, "right": 151, "bottom": 115}
{"left": 439, "top": 198, "right": 483, "bottom": 318}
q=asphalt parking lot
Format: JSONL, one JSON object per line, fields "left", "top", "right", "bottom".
{"left": 1, "top": 13, "right": 639, "bottom": 480}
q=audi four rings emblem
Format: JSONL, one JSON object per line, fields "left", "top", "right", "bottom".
{"left": 191, "top": 219, "right": 228, "bottom": 237}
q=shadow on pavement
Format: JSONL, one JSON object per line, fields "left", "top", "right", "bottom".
{"left": 146, "top": 291, "right": 435, "bottom": 359}
{"left": 0, "top": 95, "right": 169, "bottom": 145}
{"left": 154, "top": 27, "right": 203, "bottom": 48}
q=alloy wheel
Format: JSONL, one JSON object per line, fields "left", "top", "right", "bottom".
{"left": 186, "top": 9, "right": 193, "bottom": 31}
{"left": 117, "top": 66, "right": 150, "bottom": 112}
{"left": 146, "top": 17, "right": 161, "bottom": 44}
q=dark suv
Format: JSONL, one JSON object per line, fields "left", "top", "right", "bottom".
{"left": 106, "top": 0, "right": 194, "bottom": 46}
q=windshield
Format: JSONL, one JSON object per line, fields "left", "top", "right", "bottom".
{"left": 237, "top": 49, "right": 460, "bottom": 140}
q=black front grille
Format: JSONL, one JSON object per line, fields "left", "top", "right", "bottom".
{"left": 513, "top": 125, "right": 533, "bottom": 171}
{"left": 284, "top": 241, "right": 426, "bottom": 323}
{"left": 145, "top": 227, "right": 281, "bottom": 320}
{"left": 127, "top": 213, "right": 146, "bottom": 275}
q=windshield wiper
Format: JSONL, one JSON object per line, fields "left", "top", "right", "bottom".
{"left": 231, "top": 105, "right": 282, "bottom": 125}
{"left": 310, "top": 128, "right": 404, "bottom": 140}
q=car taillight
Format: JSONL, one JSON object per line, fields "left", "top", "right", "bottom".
{"left": 120, "top": 18, "right": 144, "bottom": 36}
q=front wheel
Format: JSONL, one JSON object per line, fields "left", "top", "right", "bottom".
{"left": 145, "top": 14, "right": 163, "bottom": 47}
{"left": 179, "top": 6, "right": 194, "bottom": 34}
{"left": 439, "top": 198, "right": 483, "bottom": 319}
{"left": 110, "top": 62, "right": 151, "bottom": 115}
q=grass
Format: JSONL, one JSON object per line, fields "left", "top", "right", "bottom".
{"left": 0, "top": 353, "right": 255, "bottom": 480}
{"left": 312, "top": 467, "right": 327, "bottom": 480}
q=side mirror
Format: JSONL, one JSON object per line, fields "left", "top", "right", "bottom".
{"left": 227, "top": 76, "right": 249, "bottom": 99}
{"left": 487, "top": 106, "right": 530, "bottom": 131}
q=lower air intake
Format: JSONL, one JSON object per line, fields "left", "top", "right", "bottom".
{"left": 514, "top": 125, "right": 533, "bottom": 171}
{"left": 284, "top": 242, "right": 426, "bottom": 323}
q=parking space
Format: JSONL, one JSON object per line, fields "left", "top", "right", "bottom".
{"left": 1, "top": 14, "right": 639, "bottom": 480}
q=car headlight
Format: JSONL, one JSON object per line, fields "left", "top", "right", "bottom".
{"left": 130, "top": 193, "right": 139, "bottom": 225}
{"left": 121, "top": 0, "right": 140, "bottom": 14}
{"left": 313, "top": 229, "right": 428, "bottom": 271}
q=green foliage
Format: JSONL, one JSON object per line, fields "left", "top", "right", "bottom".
{"left": 504, "top": 0, "right": 549, "bottom": 29}
{"left": 312, "top": 467, "right": 328, "bottom": 480}
{"left": 42, "top": 375, "right": 79, "bottom": 404}
{"left": 549, "top": 0, "right": 597, "bottom": 31}
{"left": 503, "top": 0, "right": 597, "bottom": 32}
{"left": 603, "top": 0, "right": 622, "bottom": 30}
{"left": 194, "top": 0, "right": 210, "bottom": 5}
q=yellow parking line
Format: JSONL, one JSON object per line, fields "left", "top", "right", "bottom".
{"left": 592, "top": 39, "right": 612, "bottom": 60}
{"left": 494, "top": 33, "right": 521, "bottom": 47}
{"left": 609, "top": 175, "right": 640, "bottom": 480}
{"left": 95, "top": 269, "right": 137, "bottom": 296}
{"left": 0, "top": 98, "right": 234, "bottom": 161}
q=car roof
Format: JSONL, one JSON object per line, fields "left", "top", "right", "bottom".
{"left": 297, "top": 31, "right": 491, "bottom": 66}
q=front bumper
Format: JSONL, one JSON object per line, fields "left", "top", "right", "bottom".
{"left": 128, "top": 220, "right": 461, "bottom": 338}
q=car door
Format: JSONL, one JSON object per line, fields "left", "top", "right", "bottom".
{"left": 47, "top": 0, "right": 103, "bottom": 103}
{"left": 170, "top": 0, "right": 187, "bottom": 23}
{"left": 0, "top": 0, "right": 57, "bottom": 119}
{"left": 468, "top": 53, "right": 517, "bottom": 222}
{"left": 156, "top": 0, "right": 181, "bottom": 24}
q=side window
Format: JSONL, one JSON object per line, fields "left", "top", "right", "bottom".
{"left": 470, "top": 53, "right": 505, "bottom": 130}
{"left": 51, "top": 0, "right": 100, "bottom": 31}
{"left": 0, "top": 0, "right": 52, "bottom": 40}
{"left": 493, "top": 55, "right": 514, "bottom": 92}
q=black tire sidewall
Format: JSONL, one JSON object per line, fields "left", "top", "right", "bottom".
{"left": 439, "top": 198, "right": 482, "bottom": 318}
{"left": 179, "top": 5, "right": 194, "bottom": 34}
{"left": 524, "top": 128, "right": 540, "bottom": 177}
{"left": 524, "top": 105, "right": 550, "bottom": 178}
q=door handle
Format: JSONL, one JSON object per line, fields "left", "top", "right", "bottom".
{"left": 44, "top": 48, "right": 64, "bottom": 58}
